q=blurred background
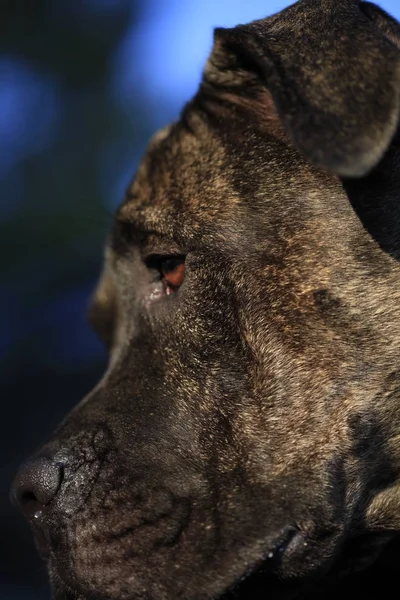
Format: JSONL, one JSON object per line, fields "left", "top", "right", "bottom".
{"left": 1, "top": 1, "right": 399, "bottom": 598}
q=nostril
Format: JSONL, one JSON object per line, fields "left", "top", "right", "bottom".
{"left": 11, "top": 456, "right": 64, "bottom": 518}
{"left": 19, "top": 491, "right": 38, "bottom": 513}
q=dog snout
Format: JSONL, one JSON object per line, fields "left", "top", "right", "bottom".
{"left": 11, "top": 456, "right": 64, "bottom": 519}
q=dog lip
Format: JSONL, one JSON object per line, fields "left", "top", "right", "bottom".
{"left": 220, "top": 528, "right": 302, "bottom": 598}
{"left": 30, "top": 510, "right": 52, "bottom": 559}
{"left": 267, "top": 527, "right": 299, "bottom": 562}
{"left": 33, "top": 532, "right": 51, "bottom": 559}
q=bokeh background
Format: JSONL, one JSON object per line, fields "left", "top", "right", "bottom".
{"left": 1, "top": 1, "right": 399, "bottom": 598}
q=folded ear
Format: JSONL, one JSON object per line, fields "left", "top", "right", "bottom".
{"left": 203, "top": 0, "right": 400, "bottom": 177}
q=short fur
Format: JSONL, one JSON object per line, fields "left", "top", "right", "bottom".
{"left": 12, "top": 1, "right": 400, "bottom": 598}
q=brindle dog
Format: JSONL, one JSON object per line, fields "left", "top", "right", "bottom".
{"left": 11, "top": 1, "right": 400, "bottom": 598}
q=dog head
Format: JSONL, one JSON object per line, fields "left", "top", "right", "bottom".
{"left": 12, "top": 1, "right": 400, "bottom": 598}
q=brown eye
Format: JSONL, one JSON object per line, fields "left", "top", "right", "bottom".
{"left": 146, "top": 255, "right": 186, "bottom": 297}
{"left": 161, "top": 257, "right": 185, "bottom": 294}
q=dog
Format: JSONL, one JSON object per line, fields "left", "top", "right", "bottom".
{"left": 11, "top": 0, "right": 400, "bottom": 598}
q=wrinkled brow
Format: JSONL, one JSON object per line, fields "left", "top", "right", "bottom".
{"left": 109, "top": 218, "right": 155, "bottom": 255}
{"left": 110, "top": 217, "right": 182, "bottom": 259}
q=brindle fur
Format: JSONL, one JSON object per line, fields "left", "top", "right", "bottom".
{"left": 12, "top": 1, "right": 400, "bottom": 598}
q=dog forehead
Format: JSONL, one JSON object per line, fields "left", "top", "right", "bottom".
{"left": 117, "top": 110, "right": 243, "bottom": 239}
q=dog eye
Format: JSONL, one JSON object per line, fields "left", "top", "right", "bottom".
{"left": 161, "top": 257, "right": 186, "bottom": 292}
{"left": 146, "top": 255, "right": 186, "bottom": 295}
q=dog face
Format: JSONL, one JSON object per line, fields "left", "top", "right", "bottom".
{"left": 12, "top": 1, "right": 400, "bottom": 599}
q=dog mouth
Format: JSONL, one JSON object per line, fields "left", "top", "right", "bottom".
{"left": 46, "top": 527, "right": 302, "bottom": 600}
{"left": 17, "top": 448, "right": 388, "bottom": 599}
{"left": 35, "top": 508, "right": 394, "bottom": 600}
{"left": 45, "top": 521, "right": 340, "bottom": 600}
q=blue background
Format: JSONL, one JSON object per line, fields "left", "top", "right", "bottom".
{"left": 1, "top": 1, "right": 399, "bottom": 598}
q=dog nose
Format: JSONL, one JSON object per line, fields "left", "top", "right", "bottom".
{"left": 11, "top": 457, "right": 63, "bottom": 518}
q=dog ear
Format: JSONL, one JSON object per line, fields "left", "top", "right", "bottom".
{"left": 203, "top": 0, "right": 400, "bottom": 177}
